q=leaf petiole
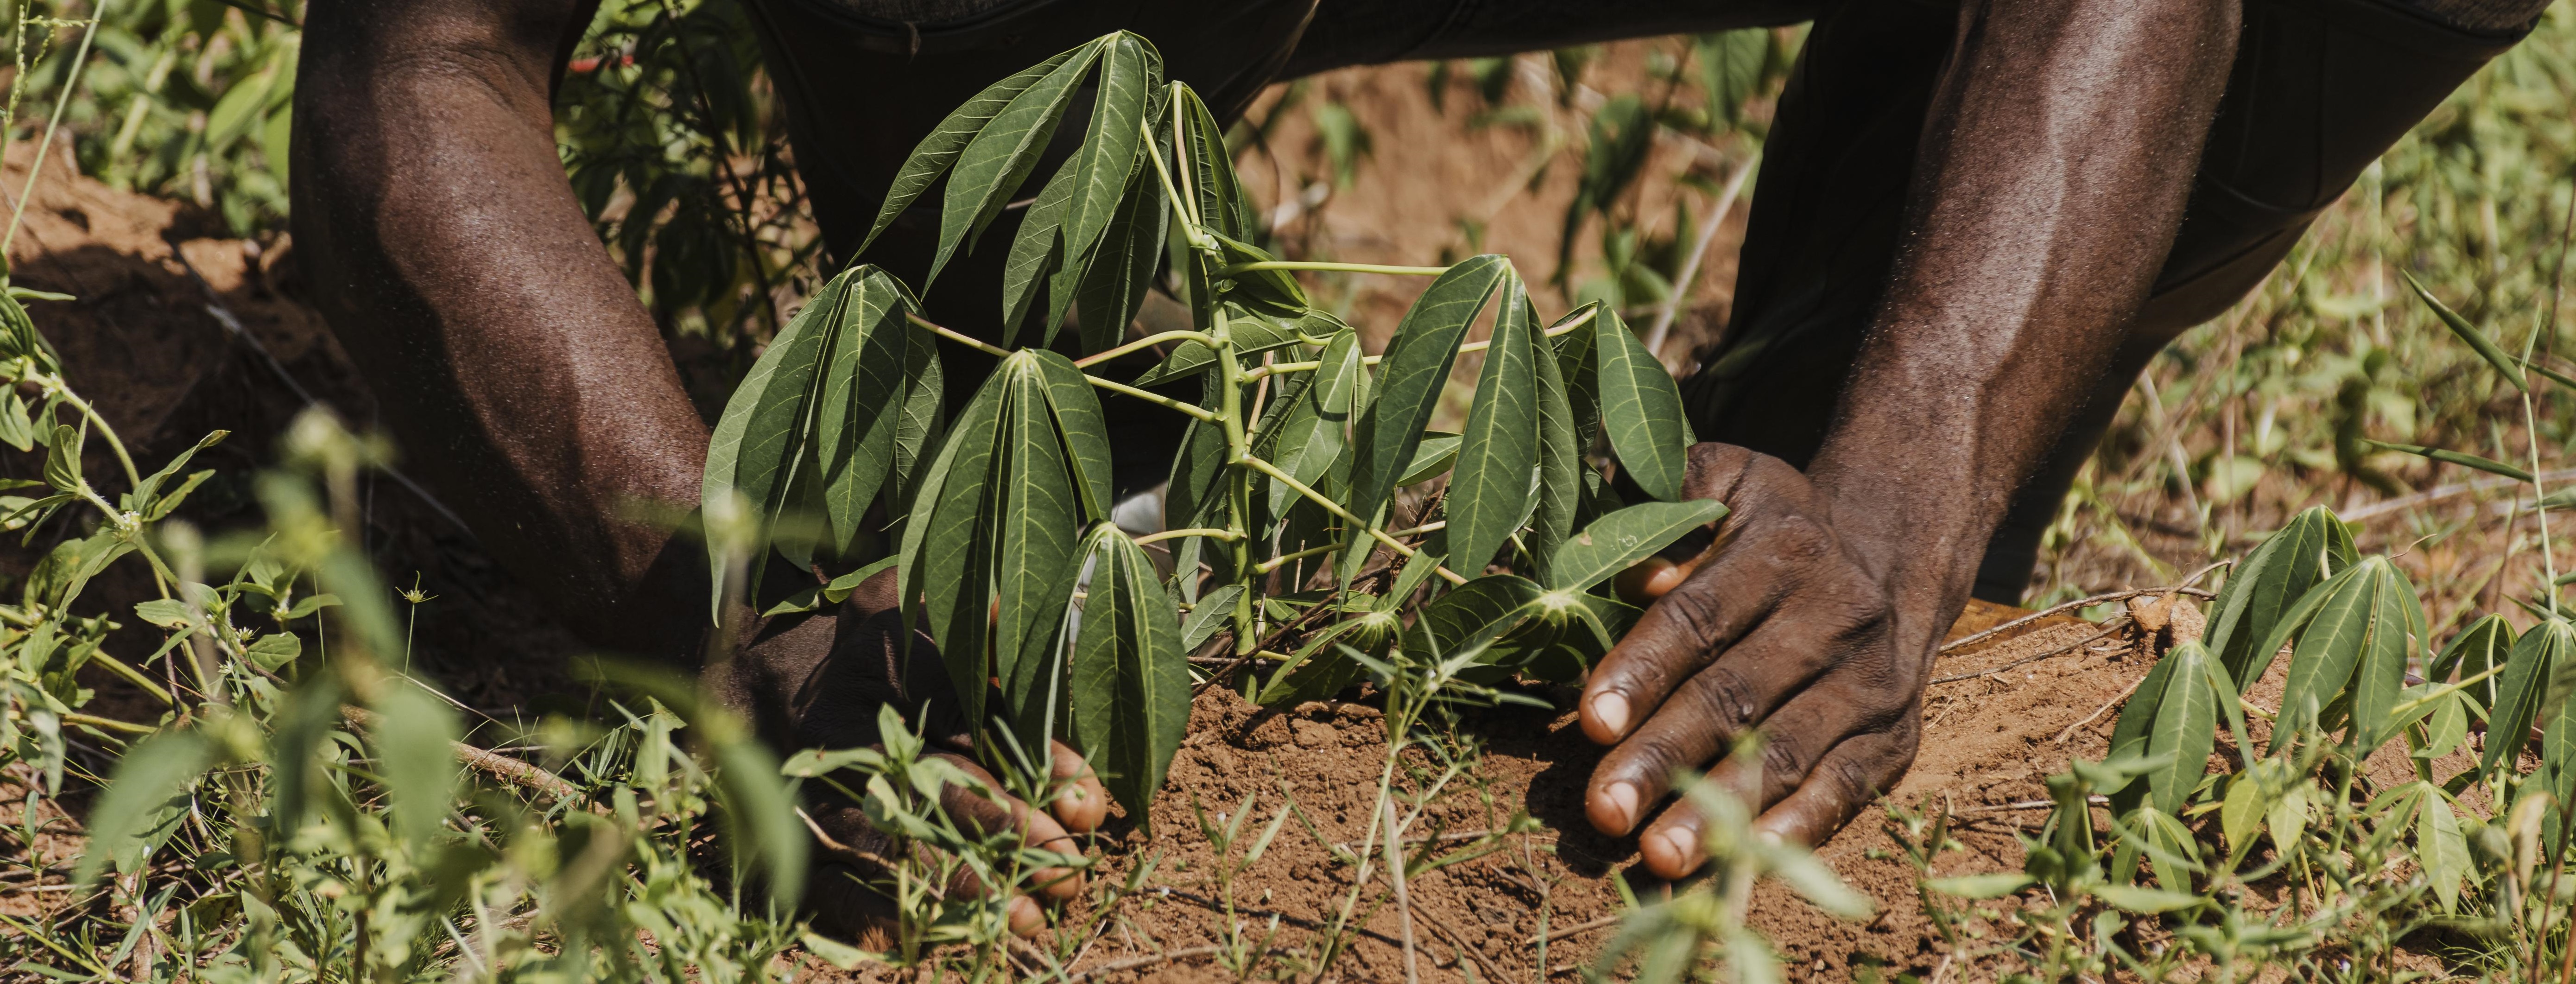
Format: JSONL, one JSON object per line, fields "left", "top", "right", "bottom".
{"left": 1218, "top": 260, "right": 1450, "bottom": 278}
{"left": 1236, "top": 454, "right": 1466, "bottom": 585}
{"left": 1072, "top": 329, "right": 1220, "bottom": 368}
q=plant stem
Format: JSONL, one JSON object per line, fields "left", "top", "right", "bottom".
{"left": 1253, "top": 521, "right": 1444, "bottom": 574}
{"left": 1086, "top": 374, "right": 1221, "bottom": 422}
{"left": 1236, "top": 455, "right": 1466, "bottom": 585}
{"left": 1132, "top": 527, "right": 1236, "bottom": 546}
{"left": 61, "top": 711, "right": 154, "bottom": 735}
{"left": 1071, "top": 329, "right": 1218, "bottom": 368}
{"left": 87, "top": 650, "right": 174, "bottom": 706}
{"left": 1142, "top": 115, "right": 1209, "bottom": 252}
{"left": 52, "top": 386, "right": 142, "bottom": 489}
{"left": 1217, "top": 308, "right": 1258, "bottom": 657}
{"left": 1219, "top": 260, "right": 1449, "bottom": 278}
{"left": 904, "top": 311, "right": 1013, "bottom": 358}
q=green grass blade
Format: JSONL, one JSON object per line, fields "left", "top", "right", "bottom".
{"left": 1545, "top": 500, "right": 1728, "bottom": 593}
{"left": 1596, "top": 309, "right": 1690, "bottom": 501}
{"left": 2401, "top": 270, "right": 2527, "bottom": 394}
{"left": 927, "top": 40, "right": 1104, "bottom": 288}
{"left": 2362, "top": 439, "right": 2532, "bottom": 482}
{"left": 859, "top": 45, "right": 1083, "bottom": 255}
{"left": 1349, "top": 255, "right": 1508, "bottom": 521}
{"left": 1445, "top": 273, "right": 1542, "bottom": 572}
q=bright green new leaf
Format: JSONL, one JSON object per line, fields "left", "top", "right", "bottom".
{"left": 1445, "top": 273, "right": 1542, "bottom": 571}
{"left": 1545, "top": 499, "right": 1727, "bottom": 593}
{"left": 1070, "top": 530, "right": 1190, "bottom": 822}
{"left": 1596, "top": 309, "right": 1690, "bottom": 500}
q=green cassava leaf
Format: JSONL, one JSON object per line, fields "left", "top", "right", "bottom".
{"left": 1525, "top": 298, "right": 1584, "bottom": 571}
{"left": 2401, "top": 270, "right": 2526, "bottom": 393}
{"left": 861, "top": 44, "right": 1087, "bottom": 255}
{"left": 2481, "top": 619, "right": 2571, "bottom": 780}
{"left": 928, "top": 41, "right": 1105, "bottom": 287}
{"left": 902, "top": 372, "right": 1012, "bottom": 728}
{"left": 1070, "top": 529, "right": 1189, "bottom": 823}
{"left": 1133, "top": 308, "right": 1326, "bottom": 387}
{"left": 1545, "top": 499, "right": 1728, "bottom": 593}
{"left": 1551, "top": 304, "right": 1605, "bottom": 442}
{"left": 1399, "top": 432, "right": 1463, "bottom": 487}
{"left": 1076, "top": 148, "right": 1168, "bottom": 353}
{"left": 1596, "top": 310, "right": 1690, "bottom": 500}
{"left": 1064, "top": 34, "right": 1160, "bottom": 287}
{"left": 2205, "top": 506, "right": 2357, "bottom": 689}
{"left": 1444, "top": 273, "right": 1542, "bottom": 571}
{"left": 1348, "top": 255, "right": 1508, "bottom": 522}
{"left": 1404, "top": 574, "right": 1544, "bottom": 664}
{"left": 890, "top": 318, "right": 948, "bottom": 506}
{"left": 1033, "top": 350, "right": 1116, "bottom": 520}
{"left": 2414, "top": 783, "right": 2470, "bottom": 912}
{"left": 2272, "top": 557, "right": 2410, "bottom": 751}
{"left": 1256, "top": 613, "right": 1397, "bottom": 706}
{"left": 1001, "top": 155, "right": 1079, "bottom": 346}
{"left": 1180, "top": 584, "right": 1242, "bottom": 650}
{"left": 2142, "top": 642, "right": 2218, "bottom": 817}
{"left": 2429, "top": 615, "right": 2515, "bottom": 714}
{"left": 811, "top": 267, "right": 911, "bottom": 557}
{"left": 993, "top": 356, "right": 1082, "bottom": 740}
{"left": 1266, "top": 329, "right": 1364, "bottom": 516}
{"left": 703, "top": 269, "right": 845, "bottom": 618}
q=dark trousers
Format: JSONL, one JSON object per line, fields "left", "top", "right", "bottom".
{"left": 731, "top": 0, "right": 2529, "bottom": 601}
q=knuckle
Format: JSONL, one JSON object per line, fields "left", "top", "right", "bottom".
{"left": 1687, "top": 666, "right": 1766, "bottom": 734}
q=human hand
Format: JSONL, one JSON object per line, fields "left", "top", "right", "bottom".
{"left": 1582, "top": 444, "right": 1929, "bottom": 878}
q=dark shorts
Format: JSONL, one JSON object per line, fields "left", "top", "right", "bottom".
{"left": 727, "top": 0, "right": 2531, "bottom": 600}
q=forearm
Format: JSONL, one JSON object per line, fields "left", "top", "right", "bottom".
{"left": 1810, "top": 0, "right": 2239, "bottom": 631}
{"left": 292, "top": 0, "right": 710, "bottom": 654}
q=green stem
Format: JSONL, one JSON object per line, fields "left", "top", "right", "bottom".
{"left": 903, "top": 311, "right": 1012, "bottom": 358}
{"left": 1253, "top": 520, "right": 1445, "bottom": 574}
{"left": 1142, "top": 117, "right": 1209, "bottom": 251}
{"left": 62, "top": 711, "right": 155, "bottom": 736}
{"left": 87, "top": 649, "right": 175, "bottom": 707}
{"left": 1132, "top": 527, "right": 1237, "bottom": 546}
{"left": 1072, "top": 329, "right": 1218, "bottom": 368}
{"left": 1248, "top": 307, "right": 1594, "bottom": 379}
{"left": 1085, "top": 374, "right": 1221, "bottom": 422}
{"left": 54, "top": 386, "right": 142, "bottom": 489}
{"left": 1236, "top": 454, "right": 1466, "bottom": 585}
{"left": 1217, "top": 309, "right": 1257, "bottom": 658}
{"left": 1219, "top": 261, "right": 1449, "bottom": 278}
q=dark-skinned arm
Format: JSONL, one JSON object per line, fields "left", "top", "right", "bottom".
{"left": 1580, "top": 0, "right": 2243, "bottom": 876}
{"left": 289, "top": 0, "right": 1103, "bottom": 936}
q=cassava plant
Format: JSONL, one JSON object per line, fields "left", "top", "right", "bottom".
{"left": 699, "top": 30, "right": 1722, "bottom": 829}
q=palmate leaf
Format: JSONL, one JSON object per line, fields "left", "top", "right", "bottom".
{"left": 1032, "top": 351, "right": 1115, "bottom": 520}
{"left": 1348, "top": 255, "right": 1510, "bottom": 523}
{"left": 929, "top": 40, "right": 1107, "bottom": 288}
{"left": 1070, "top": 528, "right": 1190, "bottom": 824}
{"left": 993, "top": 357, "right": 1083, "bottom": 742}
{"left": 2481, "top": 618, "right": 2571, "bottom": 780}
{"left": 1133, "top": 308, "right": 1321, "bottom": 386}
{"left": 859, "top": 44, "right": 1088, "bottom": 255}
{"left": 702, "top": 268, "right": 850, "bottom": 618}
{"left": 2205, "top": 506, "right": 2356, "bottom": 690}
{"left": 1064, "top": 35, "right": 1162, "bottom": 285}
{"left": 810, "top": 267, "right": 912, "bottom": 557}
{"left": 1525, "top": 301, "right": 1583, "bottom": 571}
{"left": 1596, "top": 309, "right": 1690, "bottom": 501}
{"left": 1445, "top": 273, "right": 1542, "bottom": 572}
{"left": 1546, "top": 499, "right": 1728, "bottom": 593}
{"left": 2140, "top": 642, "right": 2219, "bottom": 817}
{"left": 1001, "top": 156, "right": 1079, "bottom": 346}
{"left": 901, "top": 372, "right": 1013, "bottom": 728}
{"left": 2270, "top": 557, "right": 2421, "bottom": 753}
{"left": 2427, "top": 614, "right": 2515, "bottom": 714}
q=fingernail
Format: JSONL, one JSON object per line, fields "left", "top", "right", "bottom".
{"left": 1606, "top": 781, "right": 1639, "bottom": 828}
{"left": 1656, "top": 827, "right": 1697, "bottom": 864}
{"left": 1591, "top": 692, "right": 1631, "bottom": 736}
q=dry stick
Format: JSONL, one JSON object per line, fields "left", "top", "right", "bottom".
{"left": 1928, "top": 621, "right": 2129, "bottom": 686}
{"left": 1938, "top": 587, "right": 2210, "bottom": 655}
{"left": 1059, "top": 944, "right": 1224, "bottom": 982}
{"left": 1641, "top": 152, "right": 1758, "bottom": 359}
{"left": 1531, "top": 914, "right": 1619, "bottom": 945}
{"left": 1408, "top": 896, "right": 1509, "bottom": 983}
{"left": 339, "top": 707, "right": 582, "bottom": 802}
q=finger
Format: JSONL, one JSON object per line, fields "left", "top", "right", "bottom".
{"left": 1050, "top": 740, "right": 1109, "bottom": 833}
{"left": 1007, "top": 894, "right": 1047, "bottom": 937}
{"left": 807, "top": 863, "right": 903, "bottom": 949}
{"left": 931, "top": 754, "right": 1088, "bottom": 901}
{"left": 1580, "top": 547, "right": 1789, "bottom": 744}
{"left": 1752, "top": 725, "right": 1917, "bottom": 848}
{"left": 1583, "top": 614, "right": 1867, "bottom": 835}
